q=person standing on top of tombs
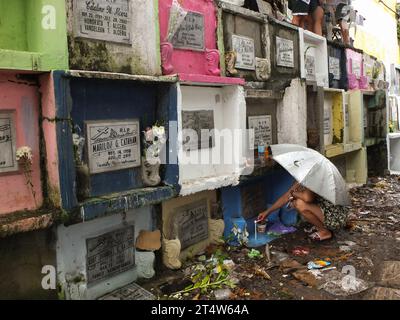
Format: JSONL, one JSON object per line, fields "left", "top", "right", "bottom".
{"left": 328, "top": 0, "right": 352, "bottom": 45}
{"left": 308, "top": 0, "right": 325, "bottom": 36}
{"left": 288, "top": 0, "right": 311, "bottom": 29}
{"left": 257, "top": 181, "right": 349, "bottom": 241}
{"left": 289, "top": 0, "right": 324, "bottom": 35}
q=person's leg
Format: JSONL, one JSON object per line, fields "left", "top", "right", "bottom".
{"left": 305, "top": 14, "right": 314, "bottom": 32}
{"left": 292, "top": 15, "right": 303, "bottom": 27}
{"left": 312, "top": 6, "right": 324, "bottom": 36}
{"left": 339, "top": 20, "right": 350, "bottom": 45}
{"left": 293, "top": 199, "right": 332, "bottom": 240}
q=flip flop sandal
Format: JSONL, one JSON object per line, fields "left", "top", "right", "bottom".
{"left": 304, "top": 226, "right": 318, "bottom": 234}
{"left": 309, "top": 231, "right": 333, "bottom": 242}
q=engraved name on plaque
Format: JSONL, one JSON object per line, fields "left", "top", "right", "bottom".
{"left": 232, "top": 34, "right": 256, "bottom": 70}
{"left": 171, "top": 11, "right": 205, "bottom": 51}
{"left": 248, "top": 115, "right": 272, "bottom": 149}
{"left": 74, "top": 0, "right": 132, "bottom": 44}
{"left": 86, "top": 119, "right": 140, "bottom": 174}
{"left": 86, "top": 225, "right": 135, "bottom": 284}
{"left": 276, "top": 37, "right": 294, "bottom": 68}
{"left": 329, "top": 56, "right": 341, "bottom": 80}
{"left": 170, "top": 199, "right": 209, "bottom": 250}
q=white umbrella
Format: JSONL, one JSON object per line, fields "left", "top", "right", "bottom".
{"left": 270, "top": 144, "right": 350, "bottom": 206}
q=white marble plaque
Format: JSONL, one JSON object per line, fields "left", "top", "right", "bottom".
{"left": 232, "top": 34, "right": 256, "bottom": 70}
{"left": 329, "top": 56, "right": 341, "bottom": 80}
{"left": 86, "top": 119, "right": 140, "bottom": 174}
{"left": 170, "top": 199, "right": 209, "bottom": 250}
{"left": 86, "top": 225, "right": 135, "bottom": 284}
{"left": 305, "top": 55, "right": 316, "bottom": 81}
{"left": 74, "top": 0, "right": 132, "bottom": 44}
{"left": 248, "top": 115, "right": 272, "bottom": 149}
{"left": 171, "top": 11, "right": 205, "bottom": 51}
{"left": 276, "top": 37, "right": 294, "bottom": 68}
{"left": 0, "top": 112, "right": 18, "bottom": 173}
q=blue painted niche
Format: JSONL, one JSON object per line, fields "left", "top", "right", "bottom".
{"left": 53, "top": 71, "right": 178, "bottom": 212}
{"left": 221, "top": 168, "right": 298, "bottom": 247}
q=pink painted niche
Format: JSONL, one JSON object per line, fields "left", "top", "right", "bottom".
{"left": 346, "top": 48, "right": 368, "bottom": 90}
{"left": 159, "top": 0, "right": 242, "bottom": 85}
{"left": 0, "top": 72, "right": 43, "bottom": 215}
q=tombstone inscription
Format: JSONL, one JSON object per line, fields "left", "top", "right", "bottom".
{"left": 171, "top": 11, "right": 205, "bottom": 51}
{"left": 170, "top": 199, "right": 209, "bottom": 250}
{"left": 74, "top": 0, "right": 132, "bottom": 44}
{"left": 0, "top": 111, "right": 18, "bottom": 173}
{"left": 329, "top": 57, "right": 341, "bottom": 80}
{"left": 232, "top": 34, "right": 256, "bottom": 70}
{"left": 86, "top": 225, "right": 135, "bottom": 284}
{"left": 86, "top": 119, "right": 140, "bottom": 174}
{"left": 248, "top": 115, "right": 272, "bottom": 149}
{"left": 276, "top": 37, "right": 294, "bottom": 68}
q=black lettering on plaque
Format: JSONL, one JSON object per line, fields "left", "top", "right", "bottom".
{"left": 86, "top": 225, "right": 135, "bottom": 284}
{"left": 171, "top": 11, "right": 205, "bottom": 51}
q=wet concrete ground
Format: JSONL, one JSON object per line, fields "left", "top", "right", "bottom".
{"left": 138, "top": 175, "right": 400, "bottom": 300}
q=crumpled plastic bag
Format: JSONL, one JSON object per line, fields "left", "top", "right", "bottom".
{"left": 319, "top": 270, "right": 371, "bottom": 296}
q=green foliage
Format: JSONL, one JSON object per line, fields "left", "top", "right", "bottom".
{"left": 172, "top": 249, "right": 236, "bottom": 296}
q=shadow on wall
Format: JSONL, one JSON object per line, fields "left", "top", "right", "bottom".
{"left": 0, "top": 229, "right": 58, "bottom": 300}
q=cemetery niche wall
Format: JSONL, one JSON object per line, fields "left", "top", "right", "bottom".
{"left": 0, "top": 72, "right": 44, "bottom": 217}
{"left": 221, "top": 169, "right": 297, "bottom": 248}
{"left": 327, "top": 41, "right": 348, "bottom": 90}
{"left": 0, "top": 0, "right": 68, "bottom": 71}
{"left": 56, "top": 205, "right": 156, "bottom": 299}
{"left": 346, "top": 48, "right": 368, "bottom": 90}
{"left": 348, "top": 89, "right": 388, "bottom": 178}
{"left": 299, "top": 29, "right": 329, "bottom": 88}
{"left": 66, "top": 0, "right": 161, "bottom": 75}
{"left": 47, "top": 71, "right": 177, "bottom": 222}
{"left": 218, "top": 2, "right": 300, "bottom": 91}
{"left": 158, "top": 0, "right": 243, "bottom": 85}
{"left": 164, "top": 82, "right": 247, "bottom": 196}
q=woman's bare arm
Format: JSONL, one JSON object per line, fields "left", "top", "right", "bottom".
{"left": 257, "top": 182, "right": 298, "bottom": 221}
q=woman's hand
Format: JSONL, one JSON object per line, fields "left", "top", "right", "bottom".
{"left": 257, "top": 210, "right": 269, "bottom": 222}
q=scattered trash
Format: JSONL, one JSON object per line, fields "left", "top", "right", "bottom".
{"left": 292, "top": 246, "right": 311, "bottom": 256}
{"left": 267, "top": 222, "right": 297, "bottom": 236}
{"left": 254, "top": 265, "right": 271, "bottom": 281}
{"left": 292, "top": 270, "right": 320, "bottom": 287}
{"left": 214, "top": 289, "right": 233, "bottom": 300}
{"left": 338, "top": 240, "right": 357, "bottom": 247}
{"left": 319, "top": 270, "right": 371, "bottom": 296}
{"left": 223, "top": 259, "right": 236, "bottom": 270}
{"left": 321, "top": 266, "right": 336, "bottom": 272}
{"left": 280, "top": 259, "right": 307, "bottom": 273}
{"left": 307, "top": 260, "right": 332, "bottom": 270}
{"left": 272, "top": 251, "right": 290, "bottom": 263}
{"left": 339, "top": 245, "right": 352, "bottom": 252}
{"left": 135, "top": 230, "right": 161, "bottom": 251}
{"left": 248, "top": 249, "right": 263, "bottom": 259}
